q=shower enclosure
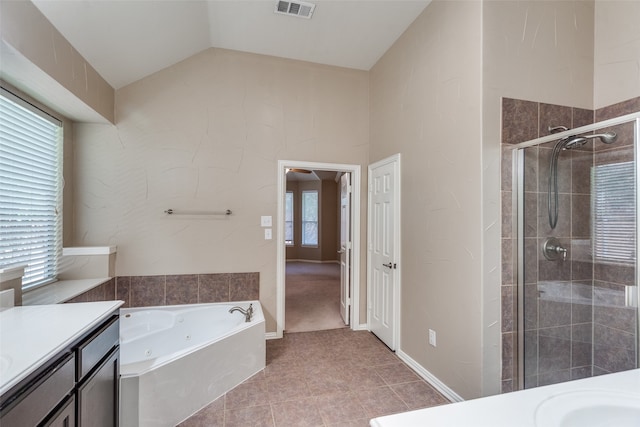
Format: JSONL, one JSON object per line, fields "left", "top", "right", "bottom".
{"left": 513, "top": 113, "right": 640, "bottom": 390}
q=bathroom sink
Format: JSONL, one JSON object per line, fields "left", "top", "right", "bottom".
{"left": 0, "top": 355, "right": 12, "bottom": 377}
{"left": 534, "top": 390, "right": 640, "bottom": 427}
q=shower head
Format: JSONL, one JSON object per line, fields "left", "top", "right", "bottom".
{"left": 563, "top": 136, "right": 588, "bottom": 149}
{"left": 596, "top": 131, "right": 618, "bottom": 144}
{"left": 561, "top": 131, "right": 618, "bottom": 150}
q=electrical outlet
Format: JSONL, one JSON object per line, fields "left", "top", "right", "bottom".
{"left": 428, "top": 329, "right": 437, "bottom": 347}
{"left": 264, "top": 228, "right": 272, "bottom": 240}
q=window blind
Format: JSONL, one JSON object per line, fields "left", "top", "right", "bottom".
{"left": 302, "top": 190, "right": 318, "bottom": 246}
{"left": 0, "top": 88, "right": 63, "bottom": 288}
{"left": 593, "top": 160, "right": 636, "bottom": 265}
{"left": 285, "top": 191, "right": 293, "bottom": 245}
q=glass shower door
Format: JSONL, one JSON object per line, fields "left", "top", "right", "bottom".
{"left": 517, "top": 118, "right": 639, "bottom": 390}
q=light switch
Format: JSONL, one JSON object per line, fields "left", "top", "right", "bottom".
{"left": 264, "top": 228, "right": 272, "bottom": 240}
{"left": 261, "top": 216, "right": 272, "bottom": 227}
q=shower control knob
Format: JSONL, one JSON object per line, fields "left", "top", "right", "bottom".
{"left": 542, "top": 237, "right": 567, "bottom": 261}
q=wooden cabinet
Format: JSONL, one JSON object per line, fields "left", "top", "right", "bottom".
{"left": 77, "top": 346, "right": 119, "bottom": 426}
{"left": 44, "top": 396, "right": 75, "bottom": 427}
{"left": 0, "top": 311, "right": 120, "bottom": 427}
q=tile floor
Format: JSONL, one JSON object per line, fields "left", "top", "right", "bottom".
{"left": 179, "top": 328, "right": 450, "bottom": 426}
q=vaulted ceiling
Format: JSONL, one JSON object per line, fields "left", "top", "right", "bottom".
{"left": 32, "top": 0, "right": 431, "bottom": 89}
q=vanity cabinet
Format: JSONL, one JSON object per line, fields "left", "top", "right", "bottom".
{"left": 0, "top": 309, "right": 120, "bottom": 427}
{"left": 44, "top": 396, "right": 75, "bottom": 427}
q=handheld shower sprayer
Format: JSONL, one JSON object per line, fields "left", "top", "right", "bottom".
{"left": 548, "top": 130, "right": 618, "bottom": 229}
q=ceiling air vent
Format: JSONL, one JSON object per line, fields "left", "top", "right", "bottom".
{"left": 275, "top": 1, "right": 316, "bottom": 19}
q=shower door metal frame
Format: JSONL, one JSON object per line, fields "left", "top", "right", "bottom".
{"left": 512, "top": 111, "right": 640, "bottom": 391}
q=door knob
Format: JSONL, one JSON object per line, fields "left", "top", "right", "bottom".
{"left": 382, "top": 262, "right": 397, "bottom": 269}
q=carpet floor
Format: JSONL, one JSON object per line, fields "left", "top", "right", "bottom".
{"left": 285, "top": 261, "right": 346, "bottom": 333}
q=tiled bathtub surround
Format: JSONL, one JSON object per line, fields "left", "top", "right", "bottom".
{"left": 501, "top": 97, "right": 639, "bottom": 392}
{"left": 66, "top": 273, "right": 259, "bottom": 308}
{"left": 66, "top": 278, "right": 116, "bottom": 303}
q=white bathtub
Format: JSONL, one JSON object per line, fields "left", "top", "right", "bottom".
{"left": 119, "top": 301, "right": 265, "bottom": 427}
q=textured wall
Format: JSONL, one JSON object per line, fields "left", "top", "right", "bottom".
{"left": 594, "top": 1, "right": 640, "bottom": 109}
{"left": 370, "top": 1, "right": 486, "bottom": 399}
{"left": 0, "top": 0, "right": 114, "bottom": 122}
{"left": 72, "top": 48, "right": 369, "bottom": 332}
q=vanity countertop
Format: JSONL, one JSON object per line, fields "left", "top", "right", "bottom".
{"left": 0, "top": 300, "right": 123, "bottom": 395}
{"left": 371, "top": 368, "right": 640, "bottom": 427}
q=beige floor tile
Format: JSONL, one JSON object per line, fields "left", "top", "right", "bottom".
{"left": 224, "top": 405, "right": 274, "bottom": 427}
{"left": 271, "top": 397, "right": 324, "bottom": 427}
{"left": 181, "top": 329, "right": 451, "bottom": 425}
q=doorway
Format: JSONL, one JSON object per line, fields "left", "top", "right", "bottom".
{"left": 276, "top": 160, "right": 362, "bottom": 338}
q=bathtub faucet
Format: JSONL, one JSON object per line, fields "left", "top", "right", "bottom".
{"left": 229, "top": 304, "right": 253, "bottom": 322}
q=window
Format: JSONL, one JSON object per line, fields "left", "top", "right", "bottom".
{"left": 0, "top": 87, "right": 63, "bottom": 289}
{"left": 593, "top": 160, "right": 636, "bottom": 265}
{"left": 285, "top": 191, "right": 294, "bottom": 245}
{"left": 301, "top": 190, "right": 318, "bottom": 246}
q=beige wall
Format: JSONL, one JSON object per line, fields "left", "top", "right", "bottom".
{"left": 72, "top": 48, "right": 369, "bottom": 332}
{"left": 594, "top": 0, "right": 640, "bottom": 108}
{"left": 370, "top": 1, "right": 485, "bottom": 399}
{"left": 320, "top": 179, "right": 339, "bottom": 261}
{"left": 0, "top": 0, "right": 114, "bottom": 123}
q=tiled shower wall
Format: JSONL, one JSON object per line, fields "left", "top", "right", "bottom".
{"left": 66, "top": 272, "right": 259, "bottom": 308}
{"left": 501, "top": 97, "right": 640, "bottom": 392}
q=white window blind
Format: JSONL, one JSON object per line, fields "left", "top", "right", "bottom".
{"left": 0, "top": 88, "right": 63, "bottom": 288}
{"left": 302, "top": 190, "right": 318, "bottom": 246}
{"left": 593, "top": 160, "right": 636, "bottom": 265}
{"left": 285, "top": 191, "right": 293, "bottom": 245}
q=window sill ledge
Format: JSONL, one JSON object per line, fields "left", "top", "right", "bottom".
{"left": 22, "top": 278, "right": 112, "bottom": 306}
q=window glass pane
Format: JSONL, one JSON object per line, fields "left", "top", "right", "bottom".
{"left": 302, "top": 222, "right": 318, "bottom": 246}
{"left": 593, "top": 160, "right": 636, "bottom": 264}
{"left": 285, "top": 192, "right": 293, "bottom": 244}
{"left": 302, "top": 190, "right": 318, "bottom": 246}
{"left": 0, "top": 89, "right": 62, "bottom": 288}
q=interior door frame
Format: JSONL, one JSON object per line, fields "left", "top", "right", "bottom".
{"left": 367, "top": 153, "right": 401, "bottom": 350}
{"left": 276, "top": 160, "right": 362, "bottom": 338}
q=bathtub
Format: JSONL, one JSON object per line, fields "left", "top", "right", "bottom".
{"left": 119, "top": 301, "right": 265, "bottom": 427}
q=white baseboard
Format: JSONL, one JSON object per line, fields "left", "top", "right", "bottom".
{"left": 285, "top": 259, "right": 339, "bottom": 264}
{"left": 265, "top": 332, "right": 279, "bottom": 340}
{"left": 396, "top": 349, "right": 465, "bottom": 403}
{"left": 353, "top": 323, "right": 369, "bottom": 331}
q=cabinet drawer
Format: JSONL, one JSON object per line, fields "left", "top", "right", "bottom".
{"left": 0, "top": 353, "right": 75, "bottom": 426}
{"left": 77, "top": 315, "right": 119, "bottom": 380}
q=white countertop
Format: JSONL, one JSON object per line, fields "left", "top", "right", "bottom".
{"left": 0, "top": 301, "right": 123, "bottom": 395}
{"left": 371, "top": 369, "right": 640, "bottom": 427}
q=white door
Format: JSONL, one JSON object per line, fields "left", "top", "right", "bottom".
{"left": 339, "top": 173, "right": 351, "bottom": 325}
{"left": 368, "top": 155, "right": 400, "bottom": 350}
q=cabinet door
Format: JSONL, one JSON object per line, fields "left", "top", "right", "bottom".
{"left": 77, "top": 348, "right": 119, "bottom": 427}
{"left": 44, "top": 395, "right": 75, "bottom": 427}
